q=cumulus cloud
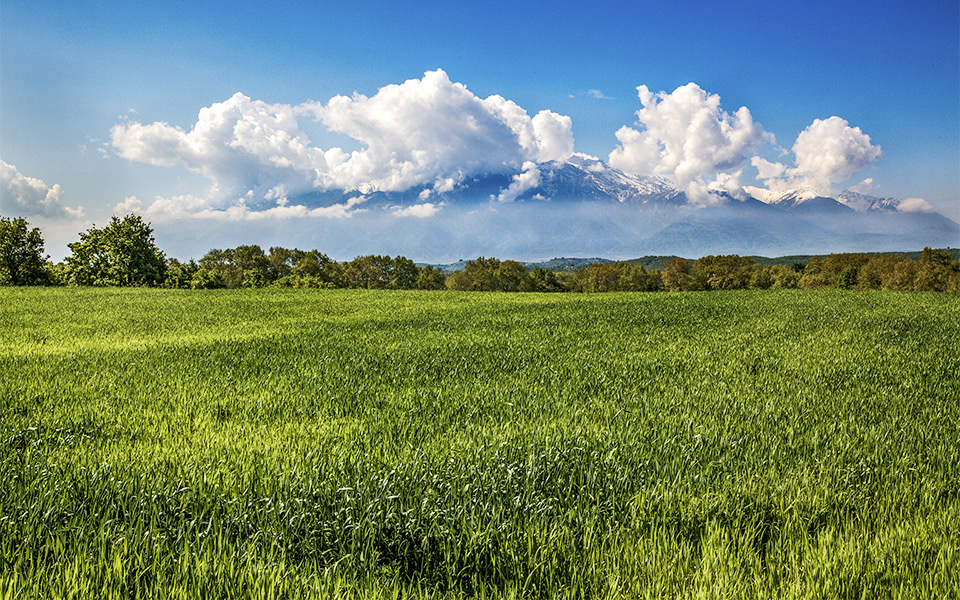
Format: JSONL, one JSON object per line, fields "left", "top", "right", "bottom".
{"left": 113, "top": 196, "right": 143, "bottom": 215}
{"left": 609, "top": 83, "right": 768, "bottom": 204}
{"left": 792, "top": 117, "right": 883, "bottom": 190}
{"left": 304, "top": 71, "right": 573, "bottom": 192}
{"left": 129, "top": 193, "right": 368, "bottom": 222}
{"left": 531, "top": 111, "right": 575, "bottom": 163}
{"left": 706, "top": 169, "right": 749, "bottom": 200}
{"left": 751, "top": 157, "right": 787, "bottom": 180}
{"left": 847, "top": 178, "right": 876, "bottom": 195}
{"left": 110, "top": 69, "right": 574, "bottom": 217}
{"left": 495, "top": 161, "right": 541, "bottom": 203}
{"left": 1, "top": 160, "right": 84, "bottom": 218}
{"left": 393, "top": 202, "right": 444, "bottom": 218}
{"left": 752, "top": 116, "right": 883, "bottom": 195}
{"left": 111, "top": 94, "right": 326, "bottom": 207}
{"left": 898, "top": 197, "right": 934, "bottom": 213}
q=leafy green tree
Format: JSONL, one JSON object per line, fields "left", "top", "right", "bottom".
{"left": 766, "top": 265, "right": 800, "bottom": 289}
{"left": 838, "top": 266, "right": 858, "bottom": 289}
{"left": 920, "top": 247, "right": 952, "bottom": 266}
{"left": 241, "top": 269, "right": 268, "bottom": 288}
{"left": 231, "top": 245, "right": 270, "bottom": 275}
{"left": 883, "top": 260, "right": 918, "bottom": 290}
{"left": 584, "top": 263, "right": 620, "bottom": 292}
{"left": 801, "top": 253, "right": 870, "bottom": 289}
{"left": 163, "top": 259, "right": 200, "bottom": 289}
{"left": 462, "top": 257, "right": 501, "bottom": 291}
{"left": 619, "top": 263, "right": 662, "bottom": 292}
{"left": 63, "top": 214, "right": 166, "bottom": 286}
{"left": 388, "top": 256, "right": 419, "bottom": 289}
{"left": 691, "top": 255, "right": 755, "bottom": 290}
{"left": 415, "top": 265, "right": 447, "bottom": 290}
{"left": 190, "top": 268, "right": 226, "bottom": 289}
{"left": 196, "top": 245, "right": 274, "bottom": 288}
{"left": 445, "top": 270, "right": 472, "bottom": 291}
{"left": 494, "top": 260, "right": 528, "bottom": 292}
{"left": 522, "top": 266, "right": 564, "bottom": 292}
{"left": 231, "top": 245, "right": 271, "bottom": 287}
{"left": 858, "top": 255, "right": 902, "bottom": 290}
{"left": 947, "top": 261, "right": 960, "bottom": 294}
{"left": 661, "top": 257, "right": 694, "bottom": 291}
{"left": 346, "top": 255, "right": 392, "bottom": 289}
{"left": 291, "top": 250, "right": 342, "bottom": 286}
{"left": 0, "top": 216, "right": 50, "bottom": 285}
{"left": 267, "top": 246, "right": 295, "bottom": 279}
{"left": 913, "top": 262, "right": 948, "bottom": 291}
{"left": 799, "top": 257, "right": 828, "bottom": 289}
{"left": 198, "top": 248, "right": 236, "bottom": 287}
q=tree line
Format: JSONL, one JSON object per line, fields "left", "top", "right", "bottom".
{"left": 2, "top": 215, "right": 958, "bottom": 292}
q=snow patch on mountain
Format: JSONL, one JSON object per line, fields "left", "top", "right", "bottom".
{"left": 836, "top": 189, "right": 900, "bottom": 212}
{"left": 747, "top": 187, "right": 828, "bottom": 208}
{"left": 747, "top": 186, "right": 906, "bottom": 214}
{"left": 535, "top": 154, "right": 685, "bottom": 204}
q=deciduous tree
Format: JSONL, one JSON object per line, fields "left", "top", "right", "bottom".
{"left": 63, "top": 214, "right": 165, "bottom": 286}
{"left": 0, "top": 217, "right": 50, "bottom": 285}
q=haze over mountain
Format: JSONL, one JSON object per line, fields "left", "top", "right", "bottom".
{"left": 129, "top": 151, "right": 955, "bottom": 263}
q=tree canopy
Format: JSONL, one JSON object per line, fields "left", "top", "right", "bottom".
{"left": 0, "top": 217, "right": 50, "bottom": 285}
{"left": 63, "top": 214, "right": 166, "bottom": 286}
{"left": 4, "top": 215, "right": 959, "bottom": 293}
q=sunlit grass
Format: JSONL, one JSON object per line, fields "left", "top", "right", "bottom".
{"left": 2, "top": 288, "right": 958, "bottom": 598}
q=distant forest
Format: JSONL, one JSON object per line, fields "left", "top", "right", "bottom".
{"left": 2, "top": 215, "right": 958, "bottom": 292}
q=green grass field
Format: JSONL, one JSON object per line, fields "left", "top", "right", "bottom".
{"left": 2, "top": 288, "right": 958, "bottom": 598}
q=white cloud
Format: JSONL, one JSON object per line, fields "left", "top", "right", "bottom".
{"left": 131, "top": 194, "right": 217, "bottom": 220}
{"left": 433, "top": 177, "right": 457, "bottom": 194}
{"left": 0, "top": 160, "right": 84, "bottom": 218}
{"left": 752, "top": 116, "right": 883, "bottom": 195}
{"left": 113, "top": 196, "right": 143, "bottom": 214}
{"left": 301, "top": 69, "right": 573, "bottom": 192}
{"left": 609, "top": 83, "right": 768, "bottom": 204}
{"left": 130, "top": 193, "right": 368, "bottom": 222}
{"left": 848, "top": 177, "right": 876, "bottom": 194}
{"left": 495, "top": 161, "right": 541, "bottom": 203}
{"left": 111, "top": 94, "right": 326, "bottom": 207}
{"left": 110, "top": 69, "right": 575, "bottom": 217}
{"left": 707, "top": 169, "right": 749, "bottom": 200}
{"left": 393, "top": 202, "right": 444, "bottom": 218}
{"left": 750, "top": 156, "right": 786, "bottom": 180}
{"left": 898, "top": 197, "right": 934, "bottom": 213}
{"left": 586, "top": 89, "right": 614, "bottom": 100}
{"left": 791, "top": 117, "right": 883, "bottom": 190}
{"left": 531, "top": 111, "right": 575, "bottom": 163}
{"left": 418, "top": 176, "right": 459, "bottom": 200}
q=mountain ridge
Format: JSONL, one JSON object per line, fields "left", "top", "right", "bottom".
{"left": 261, "top": 156, "right": 958, "bottom": 261}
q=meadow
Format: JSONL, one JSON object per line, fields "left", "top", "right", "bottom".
{"left": 1, "top": 288, "right": 958, "bottom": 598}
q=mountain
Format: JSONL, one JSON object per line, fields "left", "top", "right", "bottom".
{"left": 759, "top": 188, "right": 856, "bottom": 214}
{"left": 836, "top": 190, "right": 901, "bottom": 212}
{"left": 534, "top": 155, "right": 685, "bottom": 205}
{"left": 752, "top": 186, "right": 920, "bottom": 215}
{"left": 260, "top": 158, "right": 958, "bottom": 261}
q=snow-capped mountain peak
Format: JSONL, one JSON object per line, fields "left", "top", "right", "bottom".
{"left": 766, "top": 187, "right": 829, "bottom": 207}
{"left": 539, "top": 156, "right": 684, "bottom": 204}
{"left": 747, "top": 186, "right": 903, "bottom": 213}
{"left": 836, "top": 189, "right": 900, "bottom": 212}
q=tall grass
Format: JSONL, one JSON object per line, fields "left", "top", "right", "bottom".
{"left": 1, "top": 288, "right": 958, "bottom": 598}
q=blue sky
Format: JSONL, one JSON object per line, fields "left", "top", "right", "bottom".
{"left": 2, "top": 0, "right": 958, "bottom": 259}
